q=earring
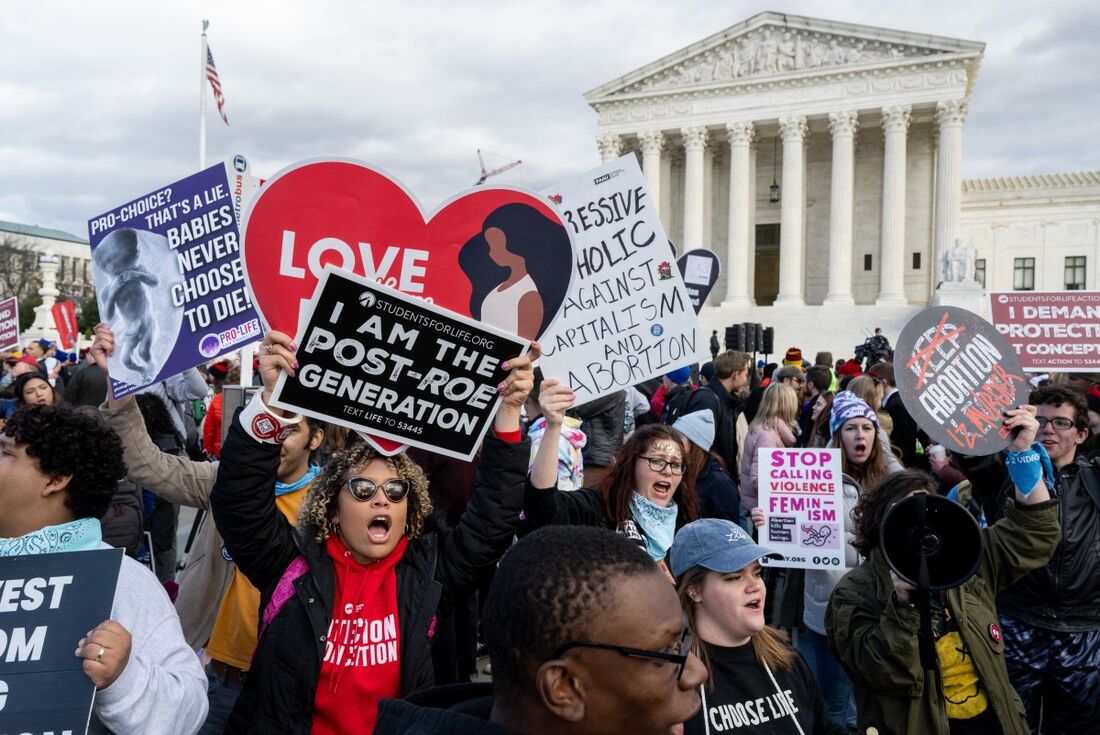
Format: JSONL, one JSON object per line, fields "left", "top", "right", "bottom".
{"left": 404, "top": 523, "right": 410, "bottom": 535}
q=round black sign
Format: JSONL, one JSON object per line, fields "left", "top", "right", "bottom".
{"left": 893, "top": 306, "right": 1030, "bottom": 456}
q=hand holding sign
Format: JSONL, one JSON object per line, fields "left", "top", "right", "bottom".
{"left": 75, "top": 619, "right": 131, "bottom": 690}
{"left": 1004, "top": 404, "right": 1040, "bottom": 451}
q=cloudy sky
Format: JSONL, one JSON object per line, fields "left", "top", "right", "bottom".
{"left": 2, "top": 0, "right": 1097, "bottom": 239}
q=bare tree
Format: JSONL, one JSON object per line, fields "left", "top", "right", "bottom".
{"left": 0, "top": 233, "right": 43, "bottom": 302}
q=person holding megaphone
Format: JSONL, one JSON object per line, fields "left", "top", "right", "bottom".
{"left": 825, "top": 405, "right": 1059, "bottom": 735}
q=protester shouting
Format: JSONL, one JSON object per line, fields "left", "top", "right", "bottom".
{"left": 826, "top": 406, "right": 1060, "bottom": 734}
{"left": 375, "top": 525, "right": 707, "bottom": 734}
{"left": 527, "top": 378, "right": 699, "bottom": 578}
{"left": 671, "top": 519, "right": 846, "bottom": 735}
{"left": 0, "top": 404, "right": 207, "bottom": 733}
{"left": 209, "top": 330, "right": 535, "bottom": 734}
{"left": 93, "top": 323, "right": 327, "bottom": 734}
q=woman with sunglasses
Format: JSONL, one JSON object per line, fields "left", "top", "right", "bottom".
{"left": 671, "top": 518, "right": 847, "bottom": 735}
{"left": 527, "top": 378, "right": 699, "bottom": 578}
{"left": 210, "top": 331, "right": 536, "bottom": 734}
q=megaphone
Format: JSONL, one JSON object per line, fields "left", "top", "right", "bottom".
{"left": 880, "top": 493, "right": 982, "bottom": 591}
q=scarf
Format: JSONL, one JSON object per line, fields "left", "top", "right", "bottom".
{"left": 276, "top": 464, "right": 321, "bottom": 496}
{"left": 0, "top": 517, "right": 103, "bottom": 557}
{"left": 629, "top": 492, "right": 678, "bottom": 562}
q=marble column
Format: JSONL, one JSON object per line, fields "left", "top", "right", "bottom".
{"left": 877, "top": 105, "right": 911, "bottom": 305}
{"left": 597, "top": 133, "right": 623, "bottom": 163}
{"left": 659, "top": 152, "right": 672, "bottom": 225}
{"left": 681, "top": 126, "right": 708, "bottom": 250}
{"left": 824, "top": 111, "right": 858, "bottom": 306}
{"left": 703, "top": 146, "right": 716, "bottom": 248}
{"left": 934, "top": 100, "right": 968, "bottom": 283}
{"left": 638, "top": 130, "right": 664, "bottom": 217}
{"left": 775, "top": 115, "right": 807, "bottom": 306}
{"left": 748, "top": 140, "right": 757, "bottom": 300}
{"left": 723, "top": 122, "right": 755, "bottom": 307}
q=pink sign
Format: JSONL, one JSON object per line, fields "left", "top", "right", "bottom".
{"left": 989, "top": 291, "right": 1100, "bottom": 371}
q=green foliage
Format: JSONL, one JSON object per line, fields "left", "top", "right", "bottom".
{"left": 78, "top": 296, "right": 100, "bottom": 335}
{"left": 18, "top": 295, "right": 41, "bottom": 333}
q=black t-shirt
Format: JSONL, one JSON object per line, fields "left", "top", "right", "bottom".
{"left": 684, "top": 641, "right": 845, "bottom": 735}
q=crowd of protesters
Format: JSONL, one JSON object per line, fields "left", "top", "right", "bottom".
{"left": 1, "top": 319, "right": 1098, "bottom": 735}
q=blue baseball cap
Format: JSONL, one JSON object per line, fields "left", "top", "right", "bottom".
{"left": 669, "top": 518, "right": 782, "bottom": 579}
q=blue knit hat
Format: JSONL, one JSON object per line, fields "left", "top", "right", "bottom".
{"left": 830, "top": 390, "right": 879, "bottom": 438}
{"left": 666, "top": 365, "right": 692, "bottom": 385}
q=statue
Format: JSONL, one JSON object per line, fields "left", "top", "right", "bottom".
{"left": 942, "top": 238, "right": 977, "bottom": 283}
{"left": 777, "top": 32, "right": 798, "bottom": 72}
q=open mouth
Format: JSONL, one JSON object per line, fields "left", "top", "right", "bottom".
{"left": 745, "top": 598, "right": 763, "bottom": 611}
{"left": 652, "top": 481, "right": 672, "bottom": 496}
{"left": 853, "top": 442, "right": 868, "bottom": 455}
{"left": 367, "top": 515, "right": 392, "bottom": 543}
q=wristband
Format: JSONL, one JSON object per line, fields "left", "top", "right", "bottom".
{"left": 240, "top": 391, "right": 302, "bottom": 445}
{"left": 1004, "top": 442, "right": 1054, "bottom": 497}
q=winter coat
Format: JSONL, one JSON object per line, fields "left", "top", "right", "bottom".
{"left": 572, "top": 391, "right": 625, "bottom": 467}
{"left": 739, "top": 421, "right": 796, "bottom": 511}
{"left": 375, "top": 683, "right": 520, "bottom": 735}
{"left": 695, "top": 456, "right": 742, "bottom": 522}
{"left": 826, "top": 499, "right": 1060, "bottom": 735}
{"left": 210, "top": 415, "right": 528, "bottom": 734}
{"left": 698, "top": 380, "right": 744, "bottom": 482}
{"left": 956, "top": 451, "right": 1100, "bottom": 631}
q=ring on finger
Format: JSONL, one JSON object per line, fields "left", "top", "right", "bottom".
{"left": 263, "top": 344, "right": 274, "bottom": 354}
{"left": 95, "top": 646, "right": 105, "bottom": 663}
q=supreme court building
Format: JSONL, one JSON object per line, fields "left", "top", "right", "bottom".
{"left": 586, "top": 12, "right": 1100, "bottom": 356}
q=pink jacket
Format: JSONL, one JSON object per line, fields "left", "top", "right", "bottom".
{"left": 739, "top": 421, "right": 797, "bottom": 511}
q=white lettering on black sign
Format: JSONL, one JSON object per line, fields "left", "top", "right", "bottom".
{"left": 271, "top": 266, "right": 527, "bottom": 461}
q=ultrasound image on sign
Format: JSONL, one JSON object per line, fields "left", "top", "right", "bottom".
{"left": 270, "top": 266, "right": 527, "bottom": 460}
{"left": 893, "top": 306, "right": 1029, "bottom": 456}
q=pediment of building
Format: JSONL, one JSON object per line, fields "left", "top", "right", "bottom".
{"left": 587, "top": 12, "right": 984, "bottom": 103}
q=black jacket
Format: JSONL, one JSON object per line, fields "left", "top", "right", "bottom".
{"left": 375, "top": 683, "right": 521, "bottom": 735}
{"left": 571, "top": 391, "right": 625, "bottom": 467}
{"left": 957, "top": 450, "right": 1100, "bottom": 631}
{"left": 210, "top": 417, "right": 529, "bottom": 734}
{"left": 882, "top": 390, "right": 922, "bottom": 468}
{"left": 697, "top": 380, "right": 743, "bottom": 481}
{"left": 696, "top": 456, "right": 742, "bottom": 522}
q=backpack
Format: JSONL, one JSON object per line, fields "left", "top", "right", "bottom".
{"left": 660, "top": 385, "right": 699, "bottom": 425}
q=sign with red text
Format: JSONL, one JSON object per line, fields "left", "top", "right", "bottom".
{"left": 894, "top": 306, "right": 1029, "bottom": 456}
{"left": 88, "top": 158, "right": 262, "bottom": 398}
{"left": 270, "top": 266, "right": 526, "bottom": 461}
{"left": 538, "top": 156, "right": 705, "bottom": 406}
{"left": 988, "top": 291, "right": 1100, "bottom": 371}
{"left": 0, "top": 297, "right": 18, "bottom": 352}
{"left": 240, "top": 158, "right": 574, "bottom": 454}
{"left": 758, "top": 448, "right": 846, "bottom": 571}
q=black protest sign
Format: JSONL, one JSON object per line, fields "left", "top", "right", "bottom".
{"left": 0, "top": 548, "right": 123, "bottom": 734}
{"left": 894, "top": 306, "right": 1030, "bottom": 456}
{"left": 676, "top": 249, "right": 722, "bottom": 313}
{"left": 271, "top": 266, "right": 527, "bottom": 461}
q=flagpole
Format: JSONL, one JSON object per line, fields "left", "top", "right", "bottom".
{"left": 199, "top": 19, "right": 209, "bottom": 170}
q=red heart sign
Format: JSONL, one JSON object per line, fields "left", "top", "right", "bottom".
{"left": 240, "top": 159, "right": 574, "bottom": 452}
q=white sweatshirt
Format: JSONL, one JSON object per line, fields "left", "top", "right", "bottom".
{"left": 88, "top": 549, "right": 208, "bottom": 735}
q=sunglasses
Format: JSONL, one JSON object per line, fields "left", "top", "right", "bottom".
{"left": 342, "top": 476, "right": 411, "bottom": 503}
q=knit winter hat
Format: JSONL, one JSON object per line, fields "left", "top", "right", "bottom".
{"left": 837, "top": 359, "right": 863, "bottom": 377}
{"left": 666, "top": 365, "right": 692, "bottom": 385}
{"left": 673, "top": 410, "right": 716, "bottom": 453}
{"left": 830, "top": 390, "right": 879, "bottom": 438}
{"left": 783, "top": 348, "right": 803, "bottom": 367}
{"left": 700, "top": 362, "right": 715, "bottom": 383}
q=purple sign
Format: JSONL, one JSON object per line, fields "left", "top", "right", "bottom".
{"left": 0, "top": 296, "right": 18, "bottom": 351}
{"left": 87, "top": 162, "right": 262, "bottom": 398}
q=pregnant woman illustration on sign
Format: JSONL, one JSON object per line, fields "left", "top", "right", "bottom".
{"left": 459, "top": 203, "right": 572, "bottom": 341}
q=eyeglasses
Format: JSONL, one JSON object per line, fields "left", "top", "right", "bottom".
{"left": 638, "top": 456, "right": 685, "bottom": 475}
{"left": 342, "top": 476, "right": 410, "bottom": 503}
{"left": 553, "top": 625, "right": 693, "bottom": 681}
{"left": 1036, "top": 417, "right": 1077, "bottom": 431}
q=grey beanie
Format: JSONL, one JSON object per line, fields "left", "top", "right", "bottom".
{"left": 673, "top": 409, "right": 715, "bottom": 452}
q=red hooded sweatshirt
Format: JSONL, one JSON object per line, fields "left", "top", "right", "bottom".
{"left": 311, "top": 533, "right": 408, "bottom": 735}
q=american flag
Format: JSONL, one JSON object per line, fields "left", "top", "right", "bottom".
{"left": 206, "top": 45, "right": 229, "bottom": 125}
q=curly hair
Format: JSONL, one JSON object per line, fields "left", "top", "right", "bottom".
{"left": 1031, "top": 385, "right": 1089, "bottom": 431}
{"left": 297, "top": 442, "right": 432, "bottom": 543}
{"left": 483, "top": 525, "right": 657, "bottom": 698}
{"left": 4, "top": 404, "right": 127, "bottom": 520}
{"left": 850, "top": 469, "right": 937, "bottom": 557}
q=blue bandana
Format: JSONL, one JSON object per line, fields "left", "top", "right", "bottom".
{"left": 629, "top": 492, "right": 679, "bottom": 562}
{"left": 0, "top": 517, "right": 103, "bottom": 557}
{"left": 276, "top": 464, "right": 321, "bottom": 496}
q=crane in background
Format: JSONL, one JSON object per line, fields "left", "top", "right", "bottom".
{"left": 474, "top": 149, "right": 522, "bottom": 185}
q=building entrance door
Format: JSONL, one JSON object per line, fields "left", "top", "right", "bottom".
{"left": 754, "top": 224, "right": 780, "bottom": 306}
